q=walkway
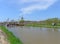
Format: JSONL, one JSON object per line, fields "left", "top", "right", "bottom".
{"left": 0, "top": 30, "right": 10, "bottom": 44}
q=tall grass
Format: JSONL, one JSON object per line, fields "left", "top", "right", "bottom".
{"left": 0, "top": 26, "right": 23, "bottom": 44}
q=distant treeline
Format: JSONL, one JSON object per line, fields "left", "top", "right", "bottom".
{"left": 25, "top": 18, "right": 60, "bottom": 28}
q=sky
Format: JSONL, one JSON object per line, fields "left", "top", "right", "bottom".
{"left": 0, "top": 0, "right": 60, "bottom": 21}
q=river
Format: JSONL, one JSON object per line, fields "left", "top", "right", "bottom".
{"left": 7, "top": 26, "right": 60, "bottom": 44}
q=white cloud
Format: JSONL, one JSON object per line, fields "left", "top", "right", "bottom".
{"left": 20, "top": 0, "right": 55, "bottom": 4}
{"left": 19, "top": 0, "right": 57, "bottom": 15}
{"left": 3, "top": 0, "right": 57, "bottom": 15}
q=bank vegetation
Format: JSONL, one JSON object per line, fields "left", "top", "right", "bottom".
{"left": 0, "top": 26, "right": 23, "bottom": 44}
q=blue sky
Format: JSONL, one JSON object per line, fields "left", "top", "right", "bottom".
{"left": 0, "top": 0, "right": 60, "bottom": 21}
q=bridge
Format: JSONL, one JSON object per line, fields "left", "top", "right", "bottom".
{"left": 0, "top": 21, "right": 24, "bottom": 27}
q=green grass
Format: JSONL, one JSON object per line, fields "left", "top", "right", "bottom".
{"left": 26, "top": 23, "right": 60, "bottom": 28}
{"left": 0, "top": 26, "right": 23, "bottom": 44}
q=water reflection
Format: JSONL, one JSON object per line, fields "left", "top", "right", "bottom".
{"left": 7, "top": 26, "right": 60, "bottom": 44}
{"left": 8, "top": 26, "right": 60, "bottom": 32}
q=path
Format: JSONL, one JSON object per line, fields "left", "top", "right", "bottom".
{"left": 0, "top": 30, "right": 10, "bottom": 44}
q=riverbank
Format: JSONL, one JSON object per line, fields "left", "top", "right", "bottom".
{"left": 0, "top": 29, "right": 10, "bottom": 44}
{"left": 26, "top": 24, "right": 60, "bottom": 28}
{"left": 23, "top": 18, "right": 60, "bottom": 28}
{"left": 0, "top": 26, "right": 23, "bottom": 44}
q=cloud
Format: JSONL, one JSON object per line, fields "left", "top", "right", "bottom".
{"left": 1, "top": 0, "right": 57, "bottom": 15}
{"left": 19, "top": 0, "right": 57, "bottom": 15}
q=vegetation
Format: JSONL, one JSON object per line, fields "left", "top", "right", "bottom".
{"left": 19, "top": 17, "right": 24, "bottom": 23}
{"left": 0, "top": 26, "right": 23, "bottom": 44}
{"left": 26, "top": 18, "right": 60, "bottom": 28}
{"left": 19, "top": 16, "right": 24, "bottom": 26}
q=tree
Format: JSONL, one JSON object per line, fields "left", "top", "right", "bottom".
{"left": 20, "top": 17, "right": 24, "bottom": 22}
{"left": 19, "top": 16, "right": 24, "bottom": 26}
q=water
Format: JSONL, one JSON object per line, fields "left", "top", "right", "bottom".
{"left": 7, "top": 26, "right": 60, "bottom": 44}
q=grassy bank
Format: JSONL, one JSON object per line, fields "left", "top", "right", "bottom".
{"left": 23, "top": 18, "right": 60, "bottom": 28}
{"left": 0, "top": 26, "right": 23, "bottom": 44}
{"left": 26, "top": 23, "right": 60, "bottom": 28}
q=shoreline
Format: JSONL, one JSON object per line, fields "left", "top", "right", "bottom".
{"left": 0, "top": 29, "right": 10, "bottom": 44}
{"left": 0, "top": 26, "right": 23, "bottom": 44}
{"left": 26, "top": 24, "right": 60, "bottom": 28}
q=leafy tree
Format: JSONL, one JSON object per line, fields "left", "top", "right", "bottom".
{"left": 19, "top": 17, "right": 24, "bottom": 26}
